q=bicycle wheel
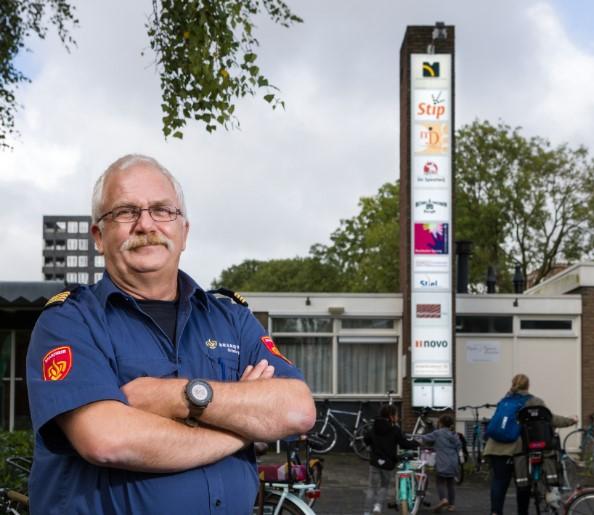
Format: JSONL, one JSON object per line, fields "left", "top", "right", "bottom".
{"left": 564, "top": 429, "right": 587, "bottom": 461}
{"left": 352, "top": 421, "right": 373, "bottom": 460}
{"left": 308, "top": 419, "right": 337, "bottom": 454}
{"left": 254, "top": 490, "right": 313, "bottom": 515}
{"left": 566, "top": 488, "right": 594, "bottom": 515}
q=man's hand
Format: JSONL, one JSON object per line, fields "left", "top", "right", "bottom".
{"left": 241, "top": 359, "right": 275, "bottom": 381}
{"left": 121, "top": 377, "right": 188, "bottom": 420}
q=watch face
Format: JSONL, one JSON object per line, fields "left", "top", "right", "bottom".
{"left": 191, "top": 382, "right": 209, "bottom": 402}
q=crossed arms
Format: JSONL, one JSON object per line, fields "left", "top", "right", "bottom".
{"left": 56, "top": 359, "right": 316, "bottom": 473}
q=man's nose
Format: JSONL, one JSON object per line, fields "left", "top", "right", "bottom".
{"left": 133, "top": 209, "right": 156, "bottom": 231}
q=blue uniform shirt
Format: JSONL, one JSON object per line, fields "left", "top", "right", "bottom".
{"left": 26, "top": 271, "right": 304, "bottom": 515}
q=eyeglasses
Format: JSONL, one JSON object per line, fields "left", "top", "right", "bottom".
{"left": 97, "top": 206, "right": 183, "bottom": 224}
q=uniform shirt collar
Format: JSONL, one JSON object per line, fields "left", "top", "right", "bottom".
{"left": 93, "top": 270, "right": 209, "bottom": 310}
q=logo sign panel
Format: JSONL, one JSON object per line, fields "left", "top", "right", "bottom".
{"left": 411, "top": 55, "right": 451, "bottom": 88}
{"left": 412, "top": 292, "right": 451, "bottom": 327}
{"left": 413, "top": 156, "right": 449, "bottom": 187}
{"left": 413, "top": 122, "right": 450, "bottom": 155}
{"left": 413, "top": 89, "right": 449, "bottom": 121}
{"left": 414, "top": 222, "right": 449, "bottom": 255}
{"left": 411, "top": 327, "right": 452, "bottom": 377}
{"left": 413, "top": 271, "right": 450, "bottom": 290}
{"left": 414, "top": 189, "right": 449, "bottom": 221}
{"left": 413, "top": 255, "right": 449, "bottom": 272}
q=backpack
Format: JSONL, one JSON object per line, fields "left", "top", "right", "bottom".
{"left": 486, "top": 393, "right": 532, "bottom": 443}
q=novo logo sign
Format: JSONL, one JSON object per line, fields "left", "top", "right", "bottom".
{"left": 415, "top": 339, "right": 449, "bottom": 348}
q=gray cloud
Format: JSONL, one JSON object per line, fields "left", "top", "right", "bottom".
{"left": 0, "top": 0, "right": 592, "bottom": 287}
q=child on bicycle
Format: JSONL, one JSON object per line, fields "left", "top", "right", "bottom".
{"left": 363, "top": 404, "right": 418, "bottom": 515}
{"left": 416, "top": 414, "right": 461, "bottom": 512}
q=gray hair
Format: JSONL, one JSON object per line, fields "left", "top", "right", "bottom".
{"left": 91, "top": 154, "right": 187, "bottom": 226}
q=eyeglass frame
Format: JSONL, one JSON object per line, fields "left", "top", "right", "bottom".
{"left": 96, "top": 205, "right": 184, "bottom": 224}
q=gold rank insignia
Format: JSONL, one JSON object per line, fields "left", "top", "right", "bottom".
{"left": 44, "top": 291, "right": 71, "bottom": 308}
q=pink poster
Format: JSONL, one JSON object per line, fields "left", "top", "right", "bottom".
{"left": 414, "top": 223, "right": 448, "bottom": 254}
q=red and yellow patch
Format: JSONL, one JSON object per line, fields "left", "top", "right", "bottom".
{"left": 260, "top": 336, "right": 292, "bottom": 365}
{"left": 42, "top": 346, "right": 73, "bottom": 381}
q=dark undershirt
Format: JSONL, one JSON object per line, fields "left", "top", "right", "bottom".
{"left": 137, "top": 299, "right": 179, "bottom": 345}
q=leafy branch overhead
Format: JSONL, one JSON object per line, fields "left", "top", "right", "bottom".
{"left": 146, "top": 0, "right": 302, "bottom": 137}
{"left": 0, "top": 0, "right": 77, "bottom": 149}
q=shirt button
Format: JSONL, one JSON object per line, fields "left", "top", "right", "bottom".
{"left": 215, "top": 499, "right": 222, "bottom": 507}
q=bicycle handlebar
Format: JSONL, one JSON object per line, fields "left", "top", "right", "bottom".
{"left": 457, "top": 403, "right": 496, "bottom": 411}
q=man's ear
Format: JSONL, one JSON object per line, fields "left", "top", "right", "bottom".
{"left": 181, "top": 220, "right": 190, "bottom": 252}
{"left": 91, "top": 224, "right": 105, "bottom": 254}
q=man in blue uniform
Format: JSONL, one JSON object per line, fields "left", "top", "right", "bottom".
{"left": 26, "top": 154, "right": 316, "bottom": 514}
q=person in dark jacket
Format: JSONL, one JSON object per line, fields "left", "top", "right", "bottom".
{"left": 363, "top": 404, "right": 418, "bottom": 515}
{"left": 417, "top": 414, "right": 461, "bottom": 512}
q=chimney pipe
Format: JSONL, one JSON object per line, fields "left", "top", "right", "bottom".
{"left": 486, "top": 266, "right": 497, "bottom": 294}
{"left": 513, "top": 264, "right": 525, "bottom": 293}
{"left": 455, "top": 240, "right": 473, "bottom": 294}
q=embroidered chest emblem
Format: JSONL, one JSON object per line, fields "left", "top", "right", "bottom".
{"left": 205, "top": 339, "right": 218, "bottom": 349}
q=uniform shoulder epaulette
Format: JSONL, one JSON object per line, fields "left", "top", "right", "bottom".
{"left": 207, "top": 287, "right": 249, "bottom": 307}
{"left": 43, "top": 284, "right": 80, "bottom": 310}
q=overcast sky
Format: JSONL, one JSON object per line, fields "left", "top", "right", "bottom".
{"left": 1, "top": 0, "right": 594, "bottom": 287}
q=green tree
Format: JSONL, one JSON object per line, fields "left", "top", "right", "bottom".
{"left": 1, "top": 0, "right": 300, "bottom": 146}
{"left": 456, "top": 120, "right": 594, "bottom": 290}
{"left": 311, "top": 182, "right": 400, "bottom": 292}
{"left": 0, "top": 0, "right": 77, "bottom": 149}
{"left": 211, "top": 257, "right": 343, "bottom": 292}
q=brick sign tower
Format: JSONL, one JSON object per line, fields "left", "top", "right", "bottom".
{"left": 399, "top": 24, "right": 456, "bottom": 429}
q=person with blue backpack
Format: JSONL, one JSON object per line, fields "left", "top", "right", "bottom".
{"left": 483, "top": 374, "right": 577, "bottom": 515}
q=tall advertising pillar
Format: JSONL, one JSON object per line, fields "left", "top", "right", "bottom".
{"left": 399, "top": 26, "right": 455, "bottom": 423}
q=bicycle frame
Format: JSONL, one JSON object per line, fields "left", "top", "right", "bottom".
{"left": 396, "top": 452, "right": 428, "bottom": 515}
{"left": 320, "top": 407, "right": 364, "bottom": 439}
{"left": 256, "top": 484, "right": 316, "bottom": 515}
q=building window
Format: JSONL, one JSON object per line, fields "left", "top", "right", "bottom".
{"left": 55, "top": 240, "right": 66, "bottom": 251}
{"left": 66, "top": 256, "right": 77, "bottom": 268}
{"left": 456, "top": 316, "right": 513, "bottom": 334}
{"left": 78, "top": 256, "right": 88, "bottom": 267}
{"left": 275, "top": 336, "right": 332, "bottom": 393}
{"left": 94, "top": 255, "right": 105, "bottom": 267}
{"left": 67, "top": 239, "right": 78, "bottom": 251}
{"left": 272, "top": 316, "right": 399, "bottom": 396}
{"left": 67, "top": 221, "right": 78, "bottom": 233}
{"left": 520, "top": 320, "right": 572, "bottom": 330}
{"left": 79, "top": 239, "right": 88, "bottom": 251}
{"left": 337, "top": 336, "right": 398, "bottom": 394}
{"left": 43, "top": 240, "right": 54, "bottom": 250}
{"left": 341, "top": 319, "right": 394, "bottom": 329}
{"left": 78, "top": 272, "right": 89, "bottom": 284}
{"left": 44, "top": 257, "right": 53, "bottom": 266}
{"left": 56, "top": 222, "right": 66, "bottom": 233}
{"left": 79, "top": 221, "right": 89, "bottom": 233}
{"left": 94, "top": 272, "right": 103, "bottom": 283}
{"left": 272, "top": 318, "right": 332, "bottom": 333}
{"left": 55, "top": 257, "right": 65, "bottom": 267}
{"left": 66, "top": 272, "right": 77, "bottom": 283}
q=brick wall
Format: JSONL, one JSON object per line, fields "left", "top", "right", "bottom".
{"left": 576, "top": 287, "right": 594, "bottom": 419}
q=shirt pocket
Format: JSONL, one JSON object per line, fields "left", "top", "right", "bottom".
{"left": 116, "top": 356, "right": 178, "bottom": 384}
{"left": 213, "top": 354, "right": 240, "bottom": 381}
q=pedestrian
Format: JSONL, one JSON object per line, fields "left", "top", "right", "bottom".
{"left": 25, "top": 154, "right": 316, "bottom": 515}
{"left": 417, "top": 414, "right": 461, "bottom": 512}
{"left": 483, "top": 373, "right": 577, "bottom": 515}
{"left": 363, "top": 404, "right": 418, "bottom": 515}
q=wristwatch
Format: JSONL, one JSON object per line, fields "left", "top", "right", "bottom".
{"left": 185, "top": 379, "right": 213, "bottom": 409}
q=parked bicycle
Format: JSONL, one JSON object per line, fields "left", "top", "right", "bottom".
{"left": 255, "top": 436, "right": 322, "bottom": 510}
{"left": 309, "top": 399, "right": 372, "bottom": 459}
{"left": 457, "top": 403, "right": 495, "bottom": 472}
{"left": 0, "top": 456, "right": 30, "bottom": 515}
{"left": 395, "top": 449, "right": 428, "bottom": 515}
{"left": 562, "top": 413, "right": 594, "bottom": 473}
{"left": 564, "top": 485, "right": 594, "bottom": 514}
